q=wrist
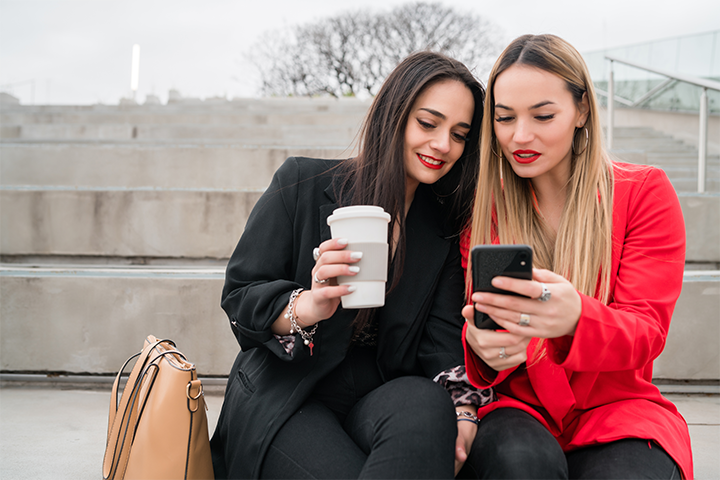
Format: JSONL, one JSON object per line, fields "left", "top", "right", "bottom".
{"left": 293, "top": 291, "right": 321, "bottom": 327}
{"left": 456, "top": 410, "right": 478, "bottom": 425}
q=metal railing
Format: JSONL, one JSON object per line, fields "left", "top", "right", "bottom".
{"left": 603, "top": 55, "right": 720, "bottom": 193}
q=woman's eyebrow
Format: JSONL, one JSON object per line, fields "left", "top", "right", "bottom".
{"left": 496, "top": 101, "right": 555, "bottom": 111}
{"left": 419, "top": 107, "right": 471, "bottom": 129}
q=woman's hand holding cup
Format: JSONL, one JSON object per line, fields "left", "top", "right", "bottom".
{"left": 294, "top": 238, "right": 362, "bottom": 325}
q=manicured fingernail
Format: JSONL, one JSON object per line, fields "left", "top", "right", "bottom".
{"left": 336, "top": 238, "right": 349, "bottom": 246}
{"left": 350, "top": 252, "right": 363, "bottom": 259}
{"left": 347, "top": 285, "right": 357, "bottom": 292}
{"left": 349, "top": 266, "right": 360, "bottom": 273}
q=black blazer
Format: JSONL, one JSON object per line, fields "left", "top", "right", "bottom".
{"left": 211, "top": 157, "right": 467, "bottom": 478}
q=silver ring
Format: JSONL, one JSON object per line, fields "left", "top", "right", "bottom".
{"left": 499, "top": 347, "right": 509, "bottom": 359}
{"left": 313, "top": 271, "right": 329, "bottom": 284}
{"left": 312, "top": 247, "right": 320, "bottom": 261}
{"left": 538, "top": 283, "right": 551, "bottom": 302}
{"left": 519, "top": 313, "right": 531, "bottom": 327}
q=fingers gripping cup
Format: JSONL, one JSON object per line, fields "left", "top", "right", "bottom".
{"left": 326, "top": 206, "right": 391, "bottom": 308}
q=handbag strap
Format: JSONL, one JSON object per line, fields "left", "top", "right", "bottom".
{"left": 103, "top": 335, "right": 173, "bottom": 479}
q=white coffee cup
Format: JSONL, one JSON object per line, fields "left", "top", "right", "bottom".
{"left": 326, "top": 206, "right": 391, "bottom": 308}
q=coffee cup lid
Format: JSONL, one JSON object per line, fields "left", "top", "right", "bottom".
{"left": 327, "top": 206, "right": 391, "bottom": 225}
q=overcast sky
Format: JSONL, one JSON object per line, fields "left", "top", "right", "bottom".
{"left": 1, "top": 0, "right": 718, "bottom": 105}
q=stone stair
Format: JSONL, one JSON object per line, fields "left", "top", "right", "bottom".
{"left": 0, "top": 101, "right": 717, "bottom": 383}
{"left": 610, "top": 126, "right": 720, "bottom": 193}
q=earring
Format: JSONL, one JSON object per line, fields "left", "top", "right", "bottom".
{"left": 572, "top": 126, "right": 589, "bottom": 156}
{"left": 491, "top": 144, "right": 504, "bottom": 160}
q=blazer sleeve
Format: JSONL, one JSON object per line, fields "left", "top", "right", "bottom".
{"left": 221, "top": 157, "right": 306, "bottom": 360}
{"left": 417, "top": 242, "right": 468, "bottom": 378}
{"left": 547, "top": 167, "right": 686, "bottom": 371}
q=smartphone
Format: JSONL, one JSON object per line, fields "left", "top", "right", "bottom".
{"left": 471, "top": 245, "right": 533, "bottom": 329}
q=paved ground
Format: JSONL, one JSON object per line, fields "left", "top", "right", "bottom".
{"left": 0, "top": 381, "right": 717, "bottom": 479}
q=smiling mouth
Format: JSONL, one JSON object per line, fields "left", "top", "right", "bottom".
{"left": 417, "top": 153, "right": 445, "bottom": 170}
{"left": 513, "top": 150, "right": 540, "bottom": 164}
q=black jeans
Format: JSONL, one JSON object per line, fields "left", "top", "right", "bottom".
{"left": 458, "top": 408, "right": 681, "bottom": 479}
{"left": 260, "top": 347, "right": 457, "bottom": 479}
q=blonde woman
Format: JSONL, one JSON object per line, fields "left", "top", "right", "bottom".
{"left": 461, "top": 35, "right": 692, "bottom": 479}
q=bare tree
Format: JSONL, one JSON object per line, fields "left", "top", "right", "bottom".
{"left": 246, "top": 2, "right": 505, "bottom": 98}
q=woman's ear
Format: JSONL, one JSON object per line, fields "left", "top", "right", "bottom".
{"left": 577, "top": 91, "right": 590, "bottom": 127}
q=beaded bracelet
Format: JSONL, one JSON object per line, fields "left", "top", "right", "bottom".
{"left": 284, "top": 288, "right": 317, "bottom": 356}
{"left": 456, "top": 410, "right": 478, "bottom": 425}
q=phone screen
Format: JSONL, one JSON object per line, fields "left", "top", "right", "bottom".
{"left": 471, "top": 245, "right": 533, "bottom": 329}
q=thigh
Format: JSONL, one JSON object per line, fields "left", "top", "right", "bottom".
{"left": 260, "top": 399, "right": 366, "bottom": 479}
{"left": 344, "top": 376, "right": 457, "bottom": 479}
{"left": 566, "top": 439, "right": 681, "bottom": 480}
{"left": 462, "top": 408, "right": 568, "bottom": 479}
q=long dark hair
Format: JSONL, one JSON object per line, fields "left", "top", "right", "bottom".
{"left": 338, "top": 50, "right": 485, "bottom": 333}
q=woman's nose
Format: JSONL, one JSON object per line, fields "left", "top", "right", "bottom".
{"left": 513, "top": 120, "right": 534, "bottom": 144}
{"left": 430, "top": 132, "right": 451, "bottom": 154}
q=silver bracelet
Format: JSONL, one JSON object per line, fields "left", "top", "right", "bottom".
{"left": 456, "top": 410, "right": 478, "bottom": 424}
{"left": 284, "top": 288, "right": 317, "bottom": 355}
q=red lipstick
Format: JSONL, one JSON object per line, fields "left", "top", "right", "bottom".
{"left": 417, "top": 153, "right": 445, "bottom": 170}
{"left": 513, "top": 150, "right": 540, "bottom": 164}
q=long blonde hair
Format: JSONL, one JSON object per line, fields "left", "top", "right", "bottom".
{"left": 468, "top": 34, "right": 613, "bottom": 304}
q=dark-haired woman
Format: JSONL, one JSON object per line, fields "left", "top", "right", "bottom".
{"left": 210, "top": 51, "right": 491, "bottom": 479}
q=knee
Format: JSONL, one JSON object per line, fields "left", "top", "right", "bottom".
{"left": 469, "top": 409, "right": 567, "bottom": 479}
{"left": 373, "top": 376, "right": 455, "bottom": 439}
{"left": 388, "top": 376, "right": 455, "bottom": 420}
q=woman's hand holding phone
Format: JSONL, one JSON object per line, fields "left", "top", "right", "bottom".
{"left": 472, "top": 268, "right": 582, "bottom": 339}
{"left": 463, "top": 305, "right": 531, "bottom": 371}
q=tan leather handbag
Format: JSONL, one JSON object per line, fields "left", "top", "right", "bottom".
{"left": 102, "top": 335, "right": 214, "bottom": 480}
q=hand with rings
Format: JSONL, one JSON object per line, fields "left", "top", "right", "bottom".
{"left": 467, "top": 268, "right": 582, "bottom": 343}
{"left": 293, "top": 238, "right": 363, "bottom": 325}
{"left": 462, "top": 303, "right": 531, "bottom": 371}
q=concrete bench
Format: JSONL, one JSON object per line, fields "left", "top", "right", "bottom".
{"left": 1, "top": 265, "right": 717, "bottom": 380}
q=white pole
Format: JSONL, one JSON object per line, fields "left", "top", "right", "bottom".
{"left": 698, "top": 87, "right": 708, "bottom": 193}
{"left": 131, "top": 44, "right": 140, "bottom": 99}
{"left": 607, "top": 60, "right": 614, "bottom": 151}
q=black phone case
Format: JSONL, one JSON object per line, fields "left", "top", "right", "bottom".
{"left": 471, "top": 245, "right": 533, "bottom": 329}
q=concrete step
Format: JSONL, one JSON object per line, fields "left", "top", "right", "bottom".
{"left": 0, "top": 99, "right": 371, "bottom": 122}
{"left": 1, "top": 265, "right": 717, "bottom": 380}
{"left": 2, "top": 189, "right": 717, "bottom": 263}
{"left": 0, "top": 123, "right": 362, "bottom": 144}
{"left": 0, "top": 187, "right": 262, "bottom": 259}
{"left": 0, "top": 142, "right": 351, "bottom": 189}
{"left": 0, "top": 265, "right": 237, "bottom": 376}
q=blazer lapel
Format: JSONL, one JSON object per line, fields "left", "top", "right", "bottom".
{"left": 319, "top": 181, "right": 339, "bottom": 243}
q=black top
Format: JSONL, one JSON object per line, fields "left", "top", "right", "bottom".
{"left": 212, "top": 157, "right": 467, "bottom": 478}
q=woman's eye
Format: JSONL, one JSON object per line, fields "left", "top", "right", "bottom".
{"left": 495, "top": 116, "right": 512, "bottom": 123}
{"left": 452, "top": 132, "right": 468, "bottom": 142}
{"left": 418, "top": 119, "right": 435, "bottom": 129}
{"left": 536, "top": 114, "right": 555, "bottom": 121}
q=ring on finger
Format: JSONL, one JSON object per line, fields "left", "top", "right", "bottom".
{"left": 312, "top": 247, "right": 320, "bottom": 261}
{"left": 499, "top": 347, "right": 509, "bottom": 359}
{"left": 538, "top": 282, "right": 551, "bottom": 302}
{"left": 313, "top": 271, "right": 329, "bottom": 284}
{"left": 519, "top": 313, "right": 531, "bottom": 327}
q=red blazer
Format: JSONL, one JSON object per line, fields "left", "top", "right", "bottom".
{"left": 462, "top": 162, "right": 693, "bottom": 479}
